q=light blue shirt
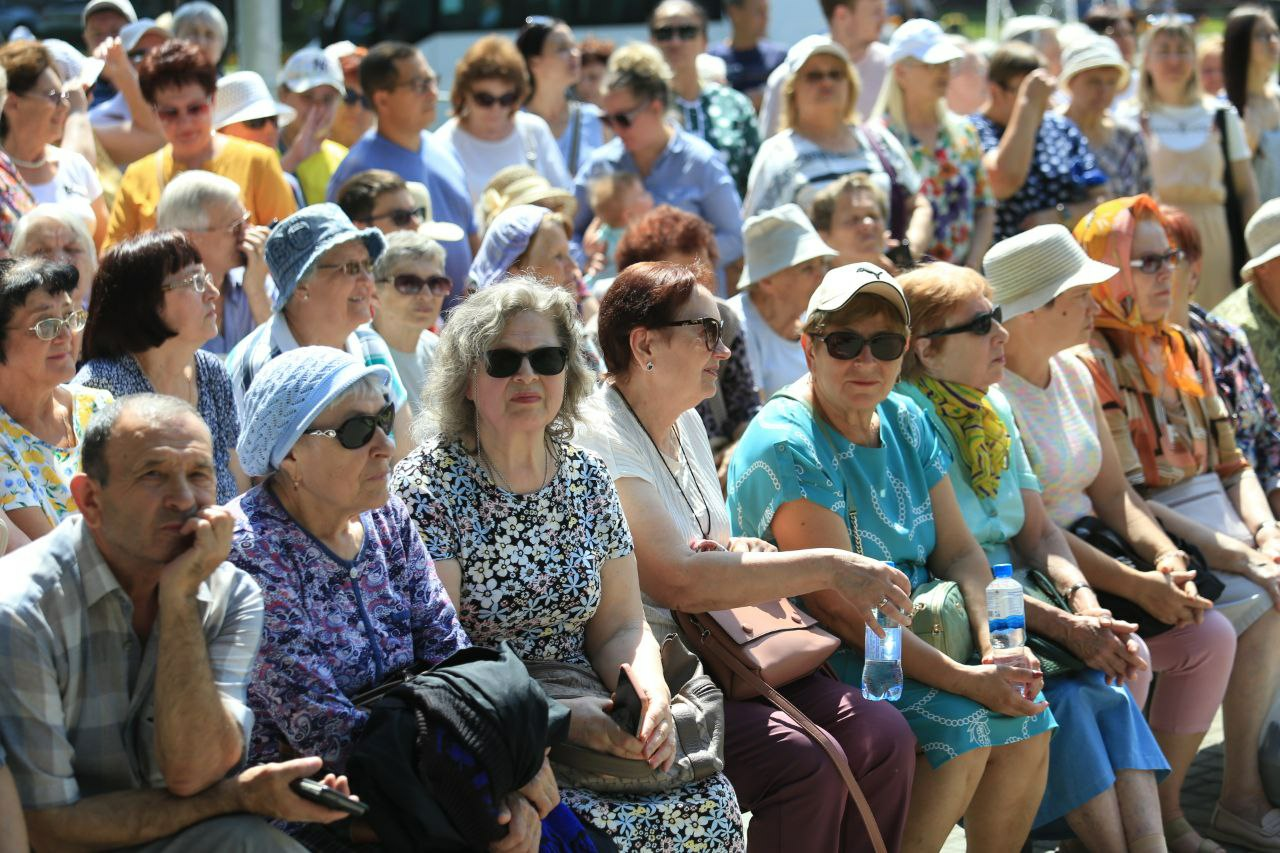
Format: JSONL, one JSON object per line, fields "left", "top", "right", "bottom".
{"left": 202, "top": 268, "right": 279, "bottom": 357}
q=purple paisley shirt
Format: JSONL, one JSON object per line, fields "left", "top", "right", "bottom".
{"left": 229, "top": 484, "right": 470, "bottom": 772}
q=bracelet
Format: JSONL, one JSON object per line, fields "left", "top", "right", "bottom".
{"left": 1153, "top": 548, "right": 1190, "bottom": 569}
{"left": 1066, "top": 582, "right": 1093, "bottom": 605}
{"left": 1256, "top": 520, "right": 1279, "bottom": 540}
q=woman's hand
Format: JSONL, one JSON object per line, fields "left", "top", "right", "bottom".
{"left": 624, "top": 663, "right": 677, "bottom": 772}
{"left": 827, "top": 554, "right": 914, "bottom": 637}
{"left": 94, "top": 37, "right": 133, "bottom": 87}
{"left": 1133, "top": 569, "right": 1212, "bottom": 627}
{"left": 560, "top": 697, "right": 646, "bottom": 761}
{"left": 965, "top": 652, "right": 1049, "bottom": 717}
{"left": 1256, "top": 525, "right": 1280, "bottom": 561}
{"left": 515, "top": 755, "right": 559, "bottom": 818}
{"left": 727, "top": 537, "right": 777, "bottom": 554}
{"left": 1060, "top": 612, "right": 1146, "bottom": 684}
{"left": 1245, "top": 559, "right": 1280, "bottom": 611}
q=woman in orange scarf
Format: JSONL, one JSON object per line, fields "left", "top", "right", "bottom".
{"left": 1076, "top": 194, "right": 1280, "bottom": 850}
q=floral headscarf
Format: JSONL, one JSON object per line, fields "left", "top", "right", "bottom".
{"left": 1073, "top": 194, "right": 1205, "bottom": 399}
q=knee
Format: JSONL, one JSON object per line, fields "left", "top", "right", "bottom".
{"left": 202, "top": 816, "right": 305, "bottom": 853}
{"left": 1202, "top": 610, "right": 1239, "bottom": 665}
{"left": 831, "top": 701, "right": 916, "bottom": 773}
{"left": 988, "top": 731, "right": 1050, "bottom": 771}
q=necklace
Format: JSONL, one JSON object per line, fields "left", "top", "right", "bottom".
{"left": 613, "top": 387, "right": 711, "bottom": 539}
{"left": 477, "top": 437, "right": 554, "bottom": 494}
{"left": 2, "top": 145, "right": 47, "bottom": 169}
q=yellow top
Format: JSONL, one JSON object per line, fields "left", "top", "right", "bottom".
{"left": 296, "top": 139, "right": 349, "bottom": 206}
{"left": 105, "top": 134, "right": 297, "bottom": 249}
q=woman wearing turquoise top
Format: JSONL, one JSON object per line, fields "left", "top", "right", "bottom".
{"left": 898, "top": 262, "right": 1169, "bottom": 851}
{"left": 726, "top": 263, "right": 1055, "bottom": 853}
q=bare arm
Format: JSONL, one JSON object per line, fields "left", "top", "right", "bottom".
{"left": 1231, "top": 157, "right": 1261, "bottom": 225}
{"left": 60, "top": 89, "right": 99, "bottom": 177}
{"left": 92, "top": 39, "right": 165, "bottom": 168}
{"left": 2, "top": 511, "right": 33, "bottom": 553}
{"left": 983, "top": 70, "right": 1056, "bottom": 200}
{"left": 965, "top": 206, "right": 995, "bottom": 270}
{"left": 905, "top": 192, "right": 933, "bottom": 260}
{"left": 1226, "top": 466, "right": 1280, "bottom": 553}
{"left": 5, "top": 507, "right": 53, "bottom": 546}
{"left": 922, "top": 476, "right": 997, "bottom": 657}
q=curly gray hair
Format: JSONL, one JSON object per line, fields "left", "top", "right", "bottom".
{"left": 421, "top": 278, "right": 595, "bottom": 444}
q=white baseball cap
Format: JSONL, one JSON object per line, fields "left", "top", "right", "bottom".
{"left": 214, "top": 71, "right": 297, "bottom": 130}
{"left": 43, "top": 39, "right": 105, "bottom": 90}
{"left": 119, "top": 18, "right": 169, "bottom": 53}
{"left": 807, "top": 263, "right": 911, "bottom": 325}
{"left": 983, "top": 224, "right": 1118, "bottom": 319}
{"left": 279, "top": 47, "right": 346, "bottom": 96}
{"left": 739, "top": 204, "right": 837, "bottom": 291}
{"left": 887, "top": 19, "right": 966, "bottom": 66}
{"left": 785, "top": 35, "right": 852, "bottom": 76}
{"left": 82, "top": 0, "right": 137, "bottom": 26}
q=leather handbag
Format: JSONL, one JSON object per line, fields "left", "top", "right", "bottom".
{"left": 1018, "top": 568, "right": 1087, "bottom": 677}
{"left": 524, "top": 634, "right": 725, "bottom": 794}
{"left": 908, "top": 579, "right": 974, "bottom": 664}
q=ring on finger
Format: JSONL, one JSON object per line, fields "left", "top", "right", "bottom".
{"left": 876, "top": 595, "right": 890, "bottom": 610}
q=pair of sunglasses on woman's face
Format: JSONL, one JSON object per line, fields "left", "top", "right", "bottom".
{"left": 484, "top": 347, "right": 569, "bottom": 378}
{"left": 811, "top": 330, "right": 907, "bottom": 361}
{"left": 305, "top": 401, "right": 395, "bottom": 450}
{"left": 472, "top": 90, "right": 519, "bottom": 108}
{"left": 1129, "top": 248, "right": 1183, "bottom": 275}
{"left": 922, "top": 306, "right": 1003, "bottom": 339}
{"left": 381, "top": 273, "right": 452, "bottom": 296}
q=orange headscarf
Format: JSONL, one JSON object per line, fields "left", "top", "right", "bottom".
{"left": 1073, "top": 194, "right": 1205, "bottom": 399}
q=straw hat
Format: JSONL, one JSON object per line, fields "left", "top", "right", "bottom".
{"left": 807, "top": 263, "right": 910, "bottom": 325}
{"left": 983, "top": 224, "right": 1118, "bottom": 319}
{"left": 1059, "top": 35, "right": 1130, "bottom": 91}
{"left": 1242, "top": 198, "right": 1280, "bottom": 281}
{"left": 213, "top": 71, "right": 297, "bottom": 130}
{"left": 739, "top": 204, "right": 836, "bottom": 291}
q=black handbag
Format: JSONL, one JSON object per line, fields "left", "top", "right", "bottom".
{"left": 1216, "top": 106, "right": 1249, "bottom": 289}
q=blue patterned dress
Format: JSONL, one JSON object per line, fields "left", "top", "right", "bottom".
{"left": 727, "top": 386, "right": 1057, "bottom": 767}
{"left": 393, "top": 438, "right": 746, "bottom": 853}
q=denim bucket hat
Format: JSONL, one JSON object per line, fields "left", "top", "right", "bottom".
{"left": 466, "top": 204, "right": 551, "bottom": 293}
{"left": 265, "top": 203, "right": 387, "bottom": 311}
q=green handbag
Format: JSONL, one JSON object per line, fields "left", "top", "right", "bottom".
{"left": 908, "top": 579, "right": 975, "bottom": 664}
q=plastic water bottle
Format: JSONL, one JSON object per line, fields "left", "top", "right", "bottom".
{"left": 863, "top": 562, "right": 903, "bottom": 702}
{"left": 986, "top": 563, "right": 1026, "bottom": 668}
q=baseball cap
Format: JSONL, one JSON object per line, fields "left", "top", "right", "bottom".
{"left": 887, "top": 19, "right": 966, "bottom": 66}
{"left": 807, "top": 263, "right": 910, "bottom": 325}
{"left": 279, "top": 47, "right": 346, "bottom": 96}
{"left": 82, "top": 0, "right": 137, "bottom": 26}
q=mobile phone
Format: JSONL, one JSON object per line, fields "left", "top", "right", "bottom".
{"left": 611, "top": 665, "right": 644, "bottom": 737}
{"left": 289, "top": 778, "right": 369, "bottom": 817}
{"left": 886, "top": 241, "right": 914, "bottom": 271}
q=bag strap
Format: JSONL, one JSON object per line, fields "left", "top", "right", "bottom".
{"left": 700, "top": 637, "right": 887, "bottom": 853}
{"left": 568, "top": 101, "right": 583, "bottom": 175}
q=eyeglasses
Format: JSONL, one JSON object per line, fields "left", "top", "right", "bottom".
{"left": 161, "top": 270, "right": 215, "bottom": 294}
{"left": 382, "top": 273, "right": 452, "bottom": 296}
{"left": 651, "top": 24, "right": 701, "bottom": 42}
{"left": 810, "top": 330, "right": 906, "bottom": 361}
{"left": 801, "top": 69, "right": 846, "bottom": 84}
{"left": 202, "top": 210, "right": 250, "bottom": 236}
{"left": 1129, "top": 249, "right": 1183, "bottom": 274}
{"left": 662, "top": 317, "right": 723, "bottom": 351}
{"left": 483, "top": 346, "right": 569, "bottom": 378}
{"left": 242, "top": 115, "right": 279, "bottom": 130}
{"left": 601, "top": 103, "right": 648, "bottom": 130}
{"left": 343, "top": 89, "right": 373, "bottom": 109}
{"left": 19, "top": 309, "right": 88, "bottom": 341}
{"left": 128, "top": 49, "right": 150, "bottom": 63}
{"left": 394, "top": 76, "right": 437, "bottom": 94}
{"left": 922, "top": 306, "right": 1003, "bottom": 338}
{"left": 23, "top": 88, "right": 71, "bottom": 107}
{"left": 316, "top": 258, "right": 374, "bottom": 277}
{"left": 304, "top": 401, "right": 395, "bottom": 449}
{"left": 472, "top": 90, "right": 519, "bottom": 108}
{"left": 370, "top": 206, "right": 426, "bottom": 227}
{"left": 155, "top": 100, "right": 212, "bottom": 123}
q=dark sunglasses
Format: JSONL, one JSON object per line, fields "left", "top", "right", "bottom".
{"left": 651, "top": 24, "right": 701, "bottom": 41}
{"left": 922, "top": 306, "right": 1003, "bottom": 339}
{"left": 304, "top": 401, "right": 395, "bottom": 449}
{"left": 483, "top": 346, "right": 569, "bottom": 378}
{"left": 1129, "top": 248, "right": 1183, "bottom": 275}
{"left": 601, "top": 103, "right": 647, "bottom": 130}
{"left": 242, "top": 115, "right": 279, "bottom": 130}
{"left": 663, "top": 317, "right": 723, "bottom": 351}
{"left": 802, "top": 69, "right": 845, "bottom": 84}
{"left": 473, "top": 90, "right": 519, "bottom": 108}
{"left": 371, "top": 206, "right": 425, "bottom": 227}
{"left": 343, "top": 88, "right": 373, "bottom": 109}
{"left": 383, "top": 273, "right": 452, "bottom": 296}
{"left": 811, "top": 330, "right": 907, "bottom": 361}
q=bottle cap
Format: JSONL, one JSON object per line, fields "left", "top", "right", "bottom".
{"left": 992, "top": 563, "right": 1013, "bottom": 579}
{"left": 884, "top": 560, "right": 895, "bottom": 568}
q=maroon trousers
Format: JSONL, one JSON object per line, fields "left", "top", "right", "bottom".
{"left": 722, "top": 672, "right": 915, "bottom": 853}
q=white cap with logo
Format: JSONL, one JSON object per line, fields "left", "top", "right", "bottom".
{"left": 807, "top": 263, "right": 911, "bottom": 325}
{"left": 279, "top": 47, "right": 346, "bottom": 96}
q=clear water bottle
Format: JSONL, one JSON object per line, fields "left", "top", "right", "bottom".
{"left": 986, "top": 563, "right": 1026, "bottom": 668}
{"left": 863, "top": 561, "right": 903, "bottom": 702}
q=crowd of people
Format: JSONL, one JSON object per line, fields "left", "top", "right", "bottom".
{"left": 6, "top": 0, "right": 1280, "bottom": 851}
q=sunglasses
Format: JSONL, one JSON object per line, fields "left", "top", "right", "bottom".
{"left": 19, "top": 309, "right": 88, "bottom": 341}
{"left": 155, "top": 100, "right": 212, "bottom": 123}
{"left": 801, "top": 69, "right": 846, "bottom": 84}
{"left": 811, "top": 330, "right": 907, "bottom": 361}
{"left": 483, "top": 346, "right": 569, "bottom": 378}
{"left": 371, "top": 206, "right": 425, "bottom": 227}
{"left": 472, "top": 90, "right": 519, "bottom": 108}
{"left": 242, "top": 115, "right": 279, "bottom": 130}
{"left": 601, "top": 103, "right": 647, "bottom": 130}
{"left": 304, "top": 401, "right": 395, "bottom": 450}
{"left": 343, "top": 88, "right": 373, "bottom": 109}
{"left": 315, "top": 258, "right": 374, "bottom": 277}
{"left": 663, "top": 316, "right": 723, "bottom": 351}
{"left": 651, "top": 24, "right": 701, "bottom": 42}
{"left": 383, "top": 273, "right": 452, "bottom": 296}
{"left": 1129, "top": 249, "right": 1183, "bottom": 275}
{"left": 922, "top": 306, "right": 1003, "bottom": 339}
{"left": 161, "top": 270, "right": 215, "bottom": 294}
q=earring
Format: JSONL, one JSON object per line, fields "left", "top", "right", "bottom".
{"left": 646, "top": 361, "right": 654, "bottom": 371}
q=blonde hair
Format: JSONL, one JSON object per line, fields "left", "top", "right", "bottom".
{"left": 782, "top": 53, "right": 861, "bottom": 131}
{"left": 1138, "top": 19, "right": 1203, "bottom": 109}
{"left": 588, "top": 173, "right": 643, "bottom": 225}
{"left": 897, "top": 263, "right": 991, "bottom": 380}
{"left": 604, "top": 43, "right": 674, "bottom": 110}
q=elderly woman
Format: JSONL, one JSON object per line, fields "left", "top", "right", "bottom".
{"left": 73, "top": 231, "right": 244, "bottom": 503}
{"left": 648, "top": 0, "right": 760, "bottom": 198}
{"left": 573, "top": 262, "right": 917, "bottom": 852}
{"left": 436, "top": 36, "right": 570, "bottom": 207}
{"left": 517, "top": 17, "right": 607, "bottom": 177}
{"left": 173, "top": 1, "right": 228, "bottom": 70}
{"left": 1059, "top": 36, "right": 1151, "bottom": 200}
{"left": 225, "top": 204, "right": 412, "bottom": 459}
{"left": 898, "top": 260, "right": 1172, "bottom": 849}
{"left": 877, "top": 20, "right": 995, "bottom": 268}
{"left": 726, "top": 263, "right": 1055, "bottom": 853}
{"left": 0, "top": 41, "right": 108, "bottom": 247}
{"left": 0, "top": 258, "right": 111, "bottom": 551}
{"left": 573, "top": 43, "right": 744, "bottom": 285}
{"left": 369, "top": 231, "right": 447, "bottom": 417}
{"left": 10, "top": 202, "right": 97, "bottom": 309}
{"left": 1075, "top": 195, "right": 1280, "bottom": 850}
{"left": 0, "top": 66, "right": 37, "bottom": 255}
{"left": 392, "top": 278, "right": 747, "bottom": 851}
{"left": 105, "top": 40, "right": 296, "bottom": 248}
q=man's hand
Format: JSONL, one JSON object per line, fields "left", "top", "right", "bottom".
{"left": 490, "top": 793, "right": 540, "bottom": 853}
{"left": 235, "top": 757, "right": 354, "bottom": 824}
{"left": 158, "top": 506, "right": 234, "bottom": 601}
{"left": 1017, "top": 68, "right": 1057, "bottom": 109}
{"left": 516, "top": 755, "right": 559, "bottom": 819}
{"left": 281, "top": 107, "right": 328, "bottom": 173}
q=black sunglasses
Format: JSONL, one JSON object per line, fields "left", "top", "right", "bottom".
{"left": 922, "top": 306, "right": 1003, "bottom": 339}
{"left": 811, "top": 331, "right": 907, "bottom": 361}
{"left": 242, "top": 115, "right": 279, "bottom": 130}
{"left": 473, "top": 90, "right": 519, "bottom": 108}
{"left": 651, "top": 24, "right": 701, "bottom": 41}
{"left": 802, "top": 69, "right": 846, "bottom": 84}
{"left": 662, "top": 317, "right": 723, "bottom": 351}
{"left": 304, "top": 401, "right": 395, "bottom": 450}
{"left": 371, "top": 206, "right": 425, "bottom": 227}
{"left": 383, "top": 273, "right": 452, "bottom": 296}
{"left": 601, "top": 103, "right": 647, "bottom": 130}
{"left": 484, "top": 346, "right": 569, "bottom": 378}
{"left": 343, "top": 88, "right": 373, "bottom": 109}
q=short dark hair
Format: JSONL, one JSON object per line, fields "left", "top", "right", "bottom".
{"left": 82, "top": 394, "right": 204, "bottom": 484}
{"left": 596, "top": 261, "right": 700, "bottom": 377}
{"left": 81, "top": 231, "right": 204, "bottom": 359}
{"left": 138, "top": 39, "right": 217, "bottom": 103}
{"left": 0, "top": 41, "right": 57, "bottom": 138}
{"left": 579, "top": 36, "right": 615, "bottom": 67}
{"left": 987, "top": 42, "right": 1044, "bottom": 89}
{"left": 0, "top": 257, "right": 78, "bottom": 364}
{"left": 336, "top": 169, "right": 407, "bottom": 223}
{"left": 515, "top": 16, "right": 563, "bottom": 62}
{"left": 819, "top": 0, "right": 859, "bottom": 21}
{"left": 360, "top": 41, "right": 420, "bottom": 99}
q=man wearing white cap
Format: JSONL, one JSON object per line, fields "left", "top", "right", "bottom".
{"left": 728, "top": 203, "right": 838, "bottom": 396}
{"left": 214, "top": 71, "right": 306, "bottom": 206}
{"left": 1213, "top": 198, "right": 1280, "bottom": 395}
{"left": 276, "top": 47, "right": 349, "bottom": 206}
{"left": 81, "top": 0, "right": 134, "bottom": 105}
{"left": 758, "top": 0, "right": 890, "bottom": 138}
{"left": 89, "top": 17, "right": 169, "bottom": 167}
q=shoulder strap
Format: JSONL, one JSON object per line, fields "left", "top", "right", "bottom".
{"left": 568, "top": 102, "right": 583, "bottom": 175}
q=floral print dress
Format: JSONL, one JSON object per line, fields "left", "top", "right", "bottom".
{"left": 393, "top": 438, "right": 746, "bottom": 853}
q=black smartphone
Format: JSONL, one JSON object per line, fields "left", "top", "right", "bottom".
{"left": 611, "top": 665, "right": 644, "bottom": 737}
{"left": 290, "top": 778, "right": 369, "bottom": 817}
{"left": 886, "top": 241, "right": 914, "bottom": 271}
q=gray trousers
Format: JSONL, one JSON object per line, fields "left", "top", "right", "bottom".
{"left": 122, "top": 815, "right": 306, "bottom": 852}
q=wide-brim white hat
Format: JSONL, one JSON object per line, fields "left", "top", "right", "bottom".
{"left": 214, "top": 71, "right": 297, "bottom": 130}
{"left": 1243, "top": 197, "right": 1280, "bottom": 280}
{"left": 984, "top": 224, "right": 1118, "bottom": 319}
{"left": 1060, "top": 35, "right": 1131, "bottom": 92}
{"left": 739, "top": 203, "right": 837, "bottom": 291}
{"left": 807, "top": 263, "right": 910, "bottom": 325}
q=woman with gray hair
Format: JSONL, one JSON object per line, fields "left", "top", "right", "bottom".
{"left": 392, "top": 278, "right": 746, "bottom": 851}
{"left": 11, "top": 202, "right": 97, "bottom": 309}
{"left": 173, "top": 1, "right": 228, "bottom": 70}
{"left": 369, "top": 231, "right": 447, "bottom": 416}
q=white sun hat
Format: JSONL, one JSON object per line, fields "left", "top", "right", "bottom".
{"left": 1059, "top": 35, "right": 1131, "bottom": 92}
{"left": 1242, "top": 198, "right": 1280, "bottom": 281}
{"left": 739, "top": 203, "right": 837, "bottom": 291}
{"left": 43, "top": 39, "right": 105, "bottom": 91}
{"left": 213, "top": 71, "right": 297, "bottom": 130}
{"left": 983, "top": 224, "right": 1119, "bottom": 320}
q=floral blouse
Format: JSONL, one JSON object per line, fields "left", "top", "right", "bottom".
{"left": 677, "top": 83, "right": 762, "bottom": 199}
{"left": 231, "top": 485, "right": 470, "bottom": 772}
{"left": 1092, "top": 118, "right": 1152, "bottom": 199}
{"left": 0, "top": 151, "right": 35, "bottom": 251}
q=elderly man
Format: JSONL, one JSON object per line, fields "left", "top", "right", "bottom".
{"left": 1213, "top": 199, "right": 1280, "bottom": 394}
{"left": 156, "top": 170, "right": 276, "bottom": 355}
{"left": 0, "top": 395, "right": 355, "bottom": 851}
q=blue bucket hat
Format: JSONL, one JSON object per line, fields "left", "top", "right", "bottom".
{"left": 467, "top": 204, "right": 552, "bottom": 292}
{"left": 265, "top": 203, "right": 387, "bottom": 312}
{"left": 236, "top": 346, "right": 391, "bottom": 477}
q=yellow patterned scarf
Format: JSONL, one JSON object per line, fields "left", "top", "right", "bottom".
{"left": 914, "top": 376, "right": 1010, "bottom": 499}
